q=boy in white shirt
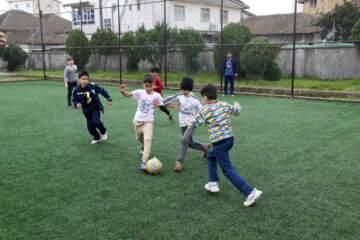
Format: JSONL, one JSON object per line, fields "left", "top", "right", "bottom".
{"left": 158, "top": 77, "right": 210, "bottom": 172}
{"left": 120, "top": 75, "right": 163, "bottom": 170}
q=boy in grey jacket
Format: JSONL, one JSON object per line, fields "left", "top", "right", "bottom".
{"left": 64, "top": 57, "right": 78, "bottom": 108}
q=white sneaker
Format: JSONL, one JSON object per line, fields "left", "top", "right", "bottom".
{"left": 90, "top": 139, "right": 100, "bottom": 144}
{"left": 205, "top": 183, "right": 220, "bottom": 193}
{"left": 101, "top": 131, "right": 108, "bottom": 141}
{"left": 243, "top": 188, "right": 262, "bottom": 207}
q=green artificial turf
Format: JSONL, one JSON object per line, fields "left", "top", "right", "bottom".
{"left": 1, "top": 81, "right": 359, "bottom": 240}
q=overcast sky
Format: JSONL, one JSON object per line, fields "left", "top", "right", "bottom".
{"left": 0, "top": 0, "right": 304, "bottom": 16}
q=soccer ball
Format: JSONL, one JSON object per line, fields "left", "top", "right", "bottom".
{"left": 146, "top": 157, "right": 162, "bottom": 175}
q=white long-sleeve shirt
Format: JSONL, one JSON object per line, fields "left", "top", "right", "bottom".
{"left": 162, "top": 92, "right": 203, "bottom": 127}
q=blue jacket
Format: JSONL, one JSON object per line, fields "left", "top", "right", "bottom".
{"left": 73, "top": 83, "right": 112, "bottom": 114}
{"left": 222, "top": 58, "right": 238, "bottom": 76}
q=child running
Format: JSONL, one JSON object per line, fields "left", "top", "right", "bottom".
{"left": 151, "top": 66, "right": 173, "bottom": 122}
{"left": 73, "top": 71, "right": 112, "bottom": 144}
{"left": 120, "top": 75, "right": 163, "bottom": 170}
{"left": 159, "top": 77, "right": 210, "bottom": 172}
{"left": 186, "top": 84, "right": 262, "bottom": 207}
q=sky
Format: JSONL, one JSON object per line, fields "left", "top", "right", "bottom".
{"left": 0, "top": 0, "right": 304, "bottom": 16}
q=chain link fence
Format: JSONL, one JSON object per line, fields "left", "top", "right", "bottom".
{"left": 1, "top": 0, "right": 360, "bottom": 98}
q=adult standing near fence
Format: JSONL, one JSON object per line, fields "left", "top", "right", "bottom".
{"left": 64, "top": 57, "right": 78, "bottom": 108}
{"left": 222, "top": 50, "right": 238, "bottom": 96}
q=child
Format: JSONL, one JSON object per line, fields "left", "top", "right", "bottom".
{"left": 73, "top": 71, "right": 112, "bottom": 144}
{"left": 151, "top": 67, "right": 173, "bottom": 122}
{"left": 186, "top": 84, "right": 262, "bottom": 207}
{"left": 119, "top": 75, "right": 163, "bottom": 170}
{"left": 159, "top": 77, "right": 210, "bottom": 172}
{"left": 64, "top": 57, "right": 78, "bottom": 108}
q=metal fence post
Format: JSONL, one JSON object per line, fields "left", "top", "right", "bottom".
{"left": 291, "top": 0, "right": 298, "bottom": 98}
{"left": 37, "top": 0, "right": 46, "bottom": 80}
{"left": 220, "top": 0, "right": 224, "bottom": 93}
{"left": 79, "top": 0, "right": 84, "bottom": 70}
{"left": 117, "top": 0, "right": 122, "bottom": 85}
{"left": 164, "top": 0, "right": 167, "bottom": 88}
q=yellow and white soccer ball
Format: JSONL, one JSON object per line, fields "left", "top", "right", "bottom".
{"left": 146, "top": 157, "right": 162, "bottom": 175}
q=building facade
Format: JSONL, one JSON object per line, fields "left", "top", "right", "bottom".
{"left": 63, "top": 0, "right": 251, "bottom": 38}
{"left": 299, "top": 0, "right": 360, "bottom": 14}
{"left": 8, "top": 0, "right": 61, "bottom": 15}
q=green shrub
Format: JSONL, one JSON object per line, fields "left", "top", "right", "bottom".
{"left": 351, "top": 17, "right": 360, "bottom": 51}
{"left": 240, "top": 37, "right": 281, "bottom": 78}
{"left": 264, "top": 62, "right": 282, "bottom": 81}
{"left": 90, "top": 28, "right": 118, "bottom": 70}
{"left": 121, "top": 31, "right": 140, "bottom": 72}
{"left": 66, "top": 29, "right": 91, "bottom": 71}
{"left": 2, "top": 43, "right": 28, "bottom": 71}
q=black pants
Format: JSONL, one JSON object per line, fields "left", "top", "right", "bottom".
{"left": 159, "top": 106, "right": 170, "bottom": 115}
{"left": 67, "top": 82, "right": 78, "bottom": 106}
{"left": 85, "top": 109, "right": 106, "bottom": 140}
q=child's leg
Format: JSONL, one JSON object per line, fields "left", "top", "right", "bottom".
{"left": 141, "top": 121, "right": 154, "bottom": 162}
{"left": 206, "top": 147, "right": 219, "bottom": 182}
{"left": 134, "top": 121, "right": 144, "bottom": 146}
{"left": 159, "top": 106, "right": 170, "bottom": 116}
{"left": 215, "top": 138, "right": 254, "bottom": 196}
{"left": 92, "top": 110, "right": 106, "bottom": 135}
{"left": 67, "top": 82, "right": 72, "bottom": 106}
{"left": 85, "top": 111, "right": 100, "bottom": 140}
{"left": 177, "top": 127, "right": 207, "bottom": 162}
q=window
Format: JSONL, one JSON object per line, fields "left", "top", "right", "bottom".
{"left": 174, "top": 5, "right": 185, "bottom": 21}
{"left": 27, "top": 3, "right": 30, "bottom": 8}
{"left": 220, "top": 10, "right": 228, "bottom": 24}
{"left": 73, "top": 9, "right": 95, "bottom": 25}
{"left": 201, "top": 8, "right": 210, "bottom": 23}
{"left": 104, "top": 19, "right": 111, "bottom": 31}
{"left": 15, "top": 3, "right": 18, "bottom": 9}
{"left": 310, "top": 0, "right": 317, "bottom": 7}
{"left": 48, "top": 5, "right": 51, "bottom": 10}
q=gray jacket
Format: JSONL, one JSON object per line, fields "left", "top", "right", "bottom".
{"left": 64, "top": 65, "right": 78, "bottom": 82}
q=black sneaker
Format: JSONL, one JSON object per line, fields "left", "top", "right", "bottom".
{"left": 169, "top": 113, "right": 174, "bottom": 122}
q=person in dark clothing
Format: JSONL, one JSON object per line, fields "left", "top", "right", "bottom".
{"left": 73, "top": 71, "right": 112, "bottom": 144}
{"left": 221, "top": 50, "right": 238, "bottom": 96}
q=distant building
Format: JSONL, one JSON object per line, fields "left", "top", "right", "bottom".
{"left": 240, "top": 13, "right": 322, "bottom": 43}
{"left": 63, "top": 0, "right": 254, "bottom": 39}
{"left": 0, "top": 10, "right": 71, "bottom": 51}
{"left": 8, "top": 0, "right": 61, "bottom": 15}
{"left": 298, "top": 0, "right": 360, "bottom": 15}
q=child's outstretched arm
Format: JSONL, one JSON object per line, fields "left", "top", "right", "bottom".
{"left": 120, "top": 84, "right": 133, "bottom": 97}
{"left": 186, "top": 112, "right": 205, "bottom": 129}
{"left": 95, "top": 85, "right": 112, "bottom": 106}
{"left": 228, "top": 102, "right": 242, "bottom": 116}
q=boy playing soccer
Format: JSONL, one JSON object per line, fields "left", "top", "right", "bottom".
{"left": 186, "top": 84, "right": 262, "bottom": 207}
{"left": 159, "top": 77, "right": 210, "bottom": 172}
{"left": 73, "top": 71, "right": 112, "bottom": 144}
{"left": 64, "top": 57, "right": 78, "bottom": 108}
{"left": 150, "top": 67, "right": 173, "bottom": 122}
{"left": 120, "top": 75, "right": 163, "bottom": 170}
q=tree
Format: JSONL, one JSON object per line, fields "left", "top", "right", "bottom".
{"left": 66, "top": 29, "right": 91, "bottom": 71}
{"left": 351, "top": 17, "right": 360, "bottom": 51}
{"left": 2, "top": 43, "right": 28, "bottom": 71}
{"left": 213, "top": 23, "right": 252, "bottom": 75}
{"left": 176, "top": 28, "right": 205, "bottom": 73}
{"left": 317, "top": 1, "right": 360, "bottom": 41}
{"left": 135, "top": 24, "right": 149, "bottom": 63}
{"left": 240, "top": 37, "right": 281, "bottom": 78}
{"left": 121, "top": 31, "right": 141, "bottom": 71}
{"left": 145, "top": 22, "right": 177, "bottom": 71}
{"left": 90, "top": 28, "right": 118, "bottom": 70}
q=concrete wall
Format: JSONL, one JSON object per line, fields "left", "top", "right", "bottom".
{"left": 276, "top": 46, "right": 360, "bottom": 79}
{"left": 26, "top": 46, "right": 360, "bottom": 80}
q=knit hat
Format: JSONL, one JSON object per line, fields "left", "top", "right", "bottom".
{"left": 180, "top": 77, "right": 193, "bottom": 91}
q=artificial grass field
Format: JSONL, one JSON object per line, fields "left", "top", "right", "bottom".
{"left": 1, "top": 81, "right": 359, "bottom": 240}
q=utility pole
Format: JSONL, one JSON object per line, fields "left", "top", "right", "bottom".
{"left": 99, "top": 0, "right": 103, "bottom": 29}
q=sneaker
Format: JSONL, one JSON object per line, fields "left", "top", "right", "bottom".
{"left": 169, "top": 113, "right": 174, "bottom": 123}
{"left": 90, "top": 139, "right": 100, "bottom": 144}
{"left": 101, "top": 131, "right": 108, "bottom": 141}
{"left": 203, "top": 143, "right": 211, "bottom": 158}
{"left": 205, "top": 182, "right": 220, "bottom": 193}
{"left": 174, "top": 161, "right": 183, "bottom": 172}
{"left": 230, "top": 94, "right": 234, "bottom": 97}
{"left": 243, "top": 188, "right": 262, "bottom": 207}
{"left": 140, "top": 162, "right": 147, "bottom": 170}
{"left": 140, "top": 146, "right": 144, "bottom": 155}
{"left": 68, "top": 105, "right": 73, "bottom": 108}
{"left": 222, "top": 94, "right": 226, "bottom": 97}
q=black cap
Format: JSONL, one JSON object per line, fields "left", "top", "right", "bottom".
{"left": 180, "top": 77, "right": 193, "bottom": 91}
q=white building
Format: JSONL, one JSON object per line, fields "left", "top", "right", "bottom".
{"left": 8, "top": 0, "right": 61, "bottom": 15}
{"left": 63, "top": 0, "right": 252, "bottom": 38}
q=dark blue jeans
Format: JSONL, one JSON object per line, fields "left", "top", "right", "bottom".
{"left": 207, "top": 137, "right": 253, "bottom": 197}
{"left": 85, "top": 109, "right": 106, "bottom": 140}
{"left": 224, "top": 75, "right": 235, "bottom": 95}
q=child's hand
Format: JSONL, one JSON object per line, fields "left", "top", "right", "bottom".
{"left": 119, "top": 84, "right": 127, "bottom": 93}
{"left": 234, "top": 101, "right": 241, "bottom": 109}
{"left": 76, "top": 103, "right": 82, "bottom": 108}
{"left": 152, "top": 99, "right": 161, "bottom": 108}
{"left": 65, "top": 82, "right": 68, "bottom": 88}
{"left": 108, "top": 101, "right": 112, "bottom": 106}
{"left": 173, "top": 103, "right": 180, "bottom": 109}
